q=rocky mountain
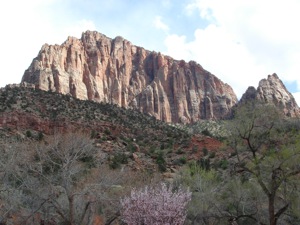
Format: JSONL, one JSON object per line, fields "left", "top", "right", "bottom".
{"left": 22, "top": 30, "right": 237, "bottom": 123}
{"left": 240, "top": 73, "right": 300, "bottom": 117}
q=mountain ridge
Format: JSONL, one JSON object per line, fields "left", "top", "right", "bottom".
{"left": 21, "top": 30, "right": 299, "bottom": 122}
{"left": 240, "top": 73, "right": 300, "bottom": 117}
{"left": 22, "top": 30, "right": 237, "bottom": 123}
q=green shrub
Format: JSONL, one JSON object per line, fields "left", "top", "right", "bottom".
{"left": 90, "top": 130, "right": 98, "bottom": 139}
{"left": 37, "top": 132, "right": 44, "bottom": 141}
{"left": 179, "top": 157, "right": 187, "bottom": 164}
{"left": 104, "top": 128, "right": 111, "bottom": 136}
{"left": 26, "top": 130, "right": 32, "bottom": 138}
{"left": 156, "top": 151, "right": 166, "bottom": 172}
{"left": 176, "top": 149, "right": 184, "bottom": 155}
{"left": 209, "top": 152, "right": 216, "bottom": 158}
{"left": 148, "top": 146, "right": 156, "bottom": 156}
{"left": 109, "top": 153, "right": 128, "bottom": 169}
{"left": 201, "top": 129, "right": 211, "bottom": 137}
{"left": 80, "top": 155, "right": 96, "bottom": 168}
{"left": 127, "top": 143, "right": 137, "bottom": 153}
{"left": 202, "top": 147, "right": 208, "bottom": 156}
{"left": 219, "top": 159, "right": 228, "bottom": 170}
{"left": 192, "top": 146, "right": 198, "bottom": 153}
{"left": 199, "top": 158, "right": 210, "bottom": 171}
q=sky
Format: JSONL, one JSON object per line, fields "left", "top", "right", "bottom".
{"left": 1, "top": 0, "right": 300, "bottom": 104}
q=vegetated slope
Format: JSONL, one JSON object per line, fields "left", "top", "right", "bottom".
{"left": 0, "top": 84, "right": 224, "bottom": 171}
{"left": 1, "top": 85, "right": 299, "bottom": 225}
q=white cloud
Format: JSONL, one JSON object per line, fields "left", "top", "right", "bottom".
{"left": 0, "top": 0, "right": 96, "bottom": 88}
{"left": 54, "top": 19, "right": 97, "bottom": 43}
{"left": 292, "top": 92, "right": 300, "bottom": 107}
{"left": 164, "top": 0, "right": 300, "bottom": 104}
{"left": 0, "top": 1, "right": 48, "bottom": 86}
{"left": 1, "top": 0, "right": 300, "bottom": 108}
{"left": 164, "top": 34, "right": 192, "bottom": 60}
{"left": 153, "top": 16, "right": 169, "bottom": 32}
{"left": 70, "top": 20, "right": 97, "bottom": 35}
{"left": 164, "top": 25, "right": 268, "bottom": 98}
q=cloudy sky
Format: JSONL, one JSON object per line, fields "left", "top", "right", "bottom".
{"left": 1, "top": 0, "right": 300, "bottom": 104}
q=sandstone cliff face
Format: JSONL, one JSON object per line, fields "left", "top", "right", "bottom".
{"left": 22, "top": 31, "right": 237, "bottom": 123}
{"left": 240, "top": 73, "right": 300, "bottom": 117}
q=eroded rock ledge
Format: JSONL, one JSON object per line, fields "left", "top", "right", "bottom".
{"left": 22, "top": 30, "right": 237, "bottom": 123}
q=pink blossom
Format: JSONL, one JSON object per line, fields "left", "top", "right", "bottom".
{"left": 120, "top": 183, "right": 191, "bottom": 225}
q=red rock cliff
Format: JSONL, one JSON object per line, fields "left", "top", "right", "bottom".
{"left": 22, "top": 30, "right": 237, "bottom": 123}
{"left": 240, "top": 73, "right": 300, "bottom": 117}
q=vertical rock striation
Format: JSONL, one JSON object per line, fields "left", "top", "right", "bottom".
{"left": 22, "top": 30, "right": 237, "bottom": 123}
{"left": 240, "top": 73, "right": 300, "bottom": 117}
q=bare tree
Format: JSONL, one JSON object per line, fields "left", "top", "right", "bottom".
{"left": 0, "top": 132, "right": 128, "bottom": 225}
{"left": 0, "top": 132, "right": 164, "bottom": 225}
{"left": 26, "top": 132, "right": 126, "bottom": 225}
{"left": 0, "top": 139, "right": 34, "bottom": 224}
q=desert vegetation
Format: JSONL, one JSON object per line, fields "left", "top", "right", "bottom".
{"left": 0, "top": 86, "right": 300, "bottom": 224}
{"left": 0, "top": 132, "right": 165, "bottom": 224}
{"left": 174, "top": 102, "right": 300, "bottom": 225}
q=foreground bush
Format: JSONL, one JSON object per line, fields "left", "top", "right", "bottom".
{"left": 120, "top": 183, "right": 191, "bottom": 225}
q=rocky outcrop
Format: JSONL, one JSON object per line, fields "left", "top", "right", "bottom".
{"left": 22, "top": 30, "right": 237, "bottom": 123}
{"left": 240, "top": 73, "right": 300, "bottom": 117}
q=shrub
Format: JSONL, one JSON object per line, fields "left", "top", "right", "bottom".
{"left": 109, "top": 153, "right": 128, "bottom": 169}
{"left": 120, "top": 183, "right": 191, "bottom": 225}
{"left": 201, "top": 129, "right": 211, "bottom": 137}
{"left": 156, "top": 151, "right": 166, "bottom": 172}
{"left": 37, "top": 131, "right": 44, "bottom": 141}
{"left": 90, "top": 130, "right": 98, "bottom": 139}
{"left": 199, "top": 158, "right": 210, "bottom": 171}
{"left": 179, "top": 156, "right": 187, "bottom": 165}
{"left": 127, "top": 142, "right": 137, "bottom": 153}
{"left": 202, "top": 147, "right": 208, "bottom": 156}
{"left": 192, "top": 145, "right": 198, "bottom": 153}
{"left": 104, "top": 128, "right": 111, "bottom": 136}
{"left": 209, "top": 152, "right": 216, "bottom": 158}
{"left": 26, "top": 130, "right": 32, "bottom": 138}
{"left": 219, "top": 159, "right": 228, "bottom": 170}
{"left": 176, "top": 149, "right": 184, "bottom": 154}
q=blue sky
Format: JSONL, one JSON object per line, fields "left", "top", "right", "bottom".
{"left": 1, "top": 0, "right": 300, "bottom": 104}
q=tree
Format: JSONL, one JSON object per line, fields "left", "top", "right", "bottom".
{"left": 175, "top": 161, "right": 265, "bottom": 225}
{"left": 29, "top": 132, "right": 101, "bottom": 225}
{"left": 120, "top": 182, "right": 191, "bottom": 225}
{"left": 0, "top": 140, "right": 29, "bottom": 224}
{"left": 0, "top": 132, "right": 172, "bottom": 225}
{"left": 0, "top": 132, "right": 128, "bottom": 225}
{"left": 177, "top": 163, "right": 223, "bottom": 225}
{"left": 228, "top": 102, "right": 300, "bottom": 225}
{"left": 28, "top": 132, "right": 134, "bottom": 225}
